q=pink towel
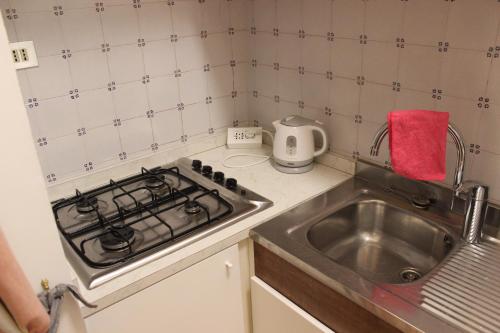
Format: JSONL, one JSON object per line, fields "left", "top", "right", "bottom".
{"left": 388, "top": 110, "right": 449, "bottom": 181}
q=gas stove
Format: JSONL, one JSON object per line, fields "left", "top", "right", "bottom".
{"left": 52, "top": 158, "right": 272, "bottom": 289}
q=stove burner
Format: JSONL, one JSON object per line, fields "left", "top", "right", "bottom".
{"left": 99, "top": 225, "right": 136, "bottom": 252}
{"left": 144, "top": 174, "right": 167, "bottom": 190}
{"left": 184, "top": 201, "right": 202, "bottom": 215}
{"left": 75, "top": 195, "right": 98, "bottom": 214}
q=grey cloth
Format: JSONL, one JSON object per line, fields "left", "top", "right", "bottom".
{"left": 37, "top": 284, "right": 96, "bottom": 333}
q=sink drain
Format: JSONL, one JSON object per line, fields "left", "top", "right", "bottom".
{"left": 400, "top": 268, "right": 422, "bottom": 283}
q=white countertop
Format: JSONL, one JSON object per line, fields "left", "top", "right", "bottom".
{"left": 75, "top": 145, "right": 352, "bottom": 313}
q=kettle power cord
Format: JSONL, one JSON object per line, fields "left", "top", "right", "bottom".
{"left": 222, "top": 129, "right": 273, "bottom": 168}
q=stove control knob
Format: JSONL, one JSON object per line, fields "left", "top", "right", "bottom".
{"left": 226, "top": 178, "right": 237, "bottom": 190}
{"left": 214, "top": 171, "right": 225, "bottom": 184}
{"left": 192, "top": 159, "right": 202, "bottom": 172}
{"left": 202, "top": 165, "right": 213, "bottom": 177}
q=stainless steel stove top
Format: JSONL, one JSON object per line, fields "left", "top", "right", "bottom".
{"left": 52, "top": 158, "right": 272, "bottom": 289}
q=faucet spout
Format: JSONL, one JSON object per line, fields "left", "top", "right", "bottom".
{"left": 369, "top": 122, "right": 466, "bottom": 194}
{"left": 369, "top": 122, "right": 487, "bottom": 244}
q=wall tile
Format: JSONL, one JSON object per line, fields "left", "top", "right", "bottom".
{"left": 440, "top": 48, "right": 490, "bottom": 100}
{"left": 107, "top": 44, "right": 144, "bottom": 83}
{"left": 276, "top": 34, "right": 300, "bottom": 68}
{"left": 302, "top": 36, "right": 330, "bottom": 73}
{"left": 26, "top": 55, "right": 72, "bottom": 99}
{"left": 362, "top": 41, "right": 399, "bottom": 85}
{"left": 365, "top": 0, "right": 404, "bottom": 42}
{"left": 206, "top": 33, "right": 232, "bottom": 66}
{"left": 119, "top": 117, "right": 153, "bottom": 155}
{"left": 172, "top": 0, "right": 202, "bottom": 36}
{"left": 359, "top": 83, "right": 395, "bottom": 124}
{"left": 69, "top": 49, "right": 109, "bottom": 91}
{"left": 231, "top": 0, "right": 251, "bottom": 31}
{"left": 137, "top": 3, "right": 172, "bottom": 41}
{"left": 331, "top": 0, "right": 364, "bottom": 39}
{"left": 42, "top": 134, "right": 87, "bottom": 178}
{"left": 253, "top": 0, "right": 275, "bottom": 32}
{"left": 76, "top": 88, "right": 115, "bottom": 129}
{"left": 327, "top": 114, "right": 357, "bottom": 156}
{"left": 15, "top": 11, "right": 63, "bottom": 56}
{"left": 176, "top": 36, "right": 206, "bottom": 70}
{"left": 152, "top": 109, "right": 183, "bottom": 145}
{"left": 142, "top": 40, "right": 176, "bottom": 77}
{"left": 331, "top": 39, "right": 362, "bottom": 79}
{"left": 179, "top": 70, "right": 207, "bottom": 105}
{"left": 303, "top": 0, "right": 331, "bottom": 36}
{"left": 113, "top": 81, "right": 149, "bottom": 120}
{"left": 101, "top": 5, "right": 139, "bottom": 46}
{"left": 210, "top": 97, "right": 235, "bottom": 129}
{"left": 182, "top": 103, "right": 210, "bottom": 137}
{"left": 398, "top": 45, "right": 442, "bottom": 93}
{"left": 147, "top": 75, "right": 179, "bottom": 112}
{"left": 207, "top": 65, "right": 233, "bottom": 98}
{"left": 85, "top": 125, "right": 122, "bottom": 165}
{"left": 329, "top": 77, "right": 360, "bottom": 117}
{"left": 446, "top": 0, "right": 499, "bottom": 51}
{"left": 302, "top": 73, "right": 328, "bottom": 109}
{"left": 277, "top": 0, "right": 301, "bottom": 34}
{"left": 34, "top": 96, "right": 79, "bottom": 138}
{"left": 60, "top": 8, "right": 103, "bottom": 52}
{"left": 402, "top": 0, "right": 449, "bottom": 46}
{"left": 278, "top": 68, "right": 301, "bottom": 102}
{"left": 203, "top": 0, "right": 230, "bottom": 33}
{"left": 255, "top": 33, "right": 277, "bottom": 65}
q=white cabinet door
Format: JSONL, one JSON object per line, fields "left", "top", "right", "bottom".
{"left": 85, "top": 245, "right": 245, "bottom": 333}
{"left": 251, "top": 277, "right": 334, "bottom": 333}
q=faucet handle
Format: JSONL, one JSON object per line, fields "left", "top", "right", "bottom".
{"left": 455, "top": 181, "right": 488, "bottom": 198}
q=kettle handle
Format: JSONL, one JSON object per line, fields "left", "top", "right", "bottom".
{"left": 310, "top": 126, "right": 328, "bottom": 157}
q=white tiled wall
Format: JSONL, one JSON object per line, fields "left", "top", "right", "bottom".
{"left": 1, "top": 0, "right": 251, "bottom": 184}
{"left": 3, "top": 0, "right": 500, "bottom": 203}
{"left": 249, "top": 0, "right": 500, "bottom": 203}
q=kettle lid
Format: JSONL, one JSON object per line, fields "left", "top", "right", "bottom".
{"left": 280, "top": 115, "right": 321, "bottom": 127}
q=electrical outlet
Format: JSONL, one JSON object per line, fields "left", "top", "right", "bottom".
{"left": 9, "top": 41, "right": 38, "bottom": 69}
{"left": 227, "top": 127, "right": 263, "bottom": 149}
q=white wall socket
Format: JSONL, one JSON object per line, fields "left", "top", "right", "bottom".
{"left": 227, "top": 127, "right": 263, "bottom": 149}
{"left": 10, "top": 41, "right": 38, "bottom": 70}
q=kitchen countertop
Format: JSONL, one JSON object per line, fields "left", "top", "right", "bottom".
{"left": 74, "top": 145, "right": 352, "bottom": 315}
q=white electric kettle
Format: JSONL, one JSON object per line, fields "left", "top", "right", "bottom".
{"left": 272, "top": 115, "right": 328, "bottom": 173}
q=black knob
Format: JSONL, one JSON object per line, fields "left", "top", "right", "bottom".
{"left": 226, "top": 178, "right": 237, "bottom": 190}
{"left": 201, "top": 165, "right": 213, "bottom": 177}
{"left": 192, "top": 160, "right": 202, "bottom": 172}
{"left": 213, "top": 171, "right": 224, "bottom": 184}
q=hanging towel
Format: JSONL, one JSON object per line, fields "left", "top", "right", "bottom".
{"left": 388, "top": 110, "right": 449, "bottom": 181}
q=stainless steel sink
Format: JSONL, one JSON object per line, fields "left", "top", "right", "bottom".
{"left": 251, "top": 160, "right": 494, "bottom": 332}
{"left": 306, "top": 198, "right": 454, "bottom": 284}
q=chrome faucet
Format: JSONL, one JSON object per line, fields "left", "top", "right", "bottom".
{"left": 369, "top": 122, "right": 488, "bottom": 244}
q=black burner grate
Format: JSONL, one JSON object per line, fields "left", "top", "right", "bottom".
{"left": 52, "top": 166, "right": 233, "bottom": 268}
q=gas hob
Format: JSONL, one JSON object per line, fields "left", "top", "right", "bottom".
{"left": 52, "top": 158, "right": 272, "bottom": 289}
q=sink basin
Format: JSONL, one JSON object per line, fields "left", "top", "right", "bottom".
{"left": 307, "top": 199, "right": 455, "bottom": 284}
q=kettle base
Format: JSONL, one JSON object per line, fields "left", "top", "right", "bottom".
{"left": 272, "top": 160, "right": 314, "bottom": 174}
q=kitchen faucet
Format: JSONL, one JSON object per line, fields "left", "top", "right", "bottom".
{"left": 369, "top": 122, "right": 488, "bottom": 244}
